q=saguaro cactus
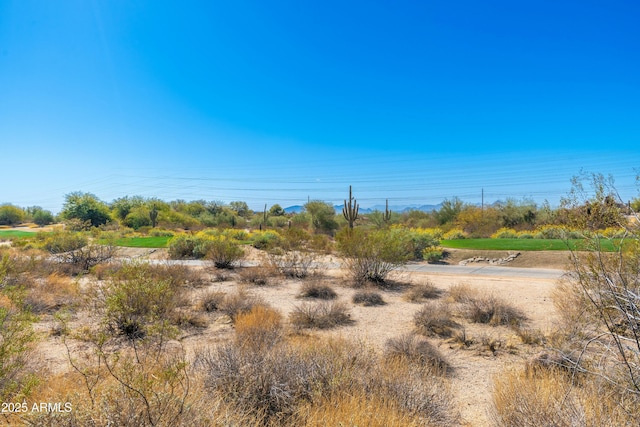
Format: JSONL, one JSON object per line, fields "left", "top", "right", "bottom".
{"left": 383, "top": 199, "right": 391, "bottom": 223}
{"left": 343, "top": 185, "right": 359, "bottom": 229}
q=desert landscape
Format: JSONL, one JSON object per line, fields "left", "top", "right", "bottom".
{"left": 1, "top": 235, "right": 573, "bottom": 426}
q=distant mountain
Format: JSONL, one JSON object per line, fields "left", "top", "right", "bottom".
{"left": 283, "top": 205, "right": 304, "bottom": 214}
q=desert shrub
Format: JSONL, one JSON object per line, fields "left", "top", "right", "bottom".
{"left": 290, "top": 301, "right": 351, "bottom": 329}
{"left": 443, "top": 228, "right": 467, "bottom": 240}
{"left": 249, "top": 230, "right": 281, "bottom": 249}
{"left": 23, "top": 273, "right": 80, "bottom": 314}
{"left": 205, "top": 236, "right": 245, "bottom": 268}
{"left": 337, "top": 228, "right": 412, "bottom": 286}
{"left": 533, "top": 224, "right": 568, "bottom": 239}
{"left": 40, "top": 230, "right": 88, "bottom": 253}
{"left": 298, "top": 281, "right": 337, "bottom": 300}
{"left": 513, "top": 325, "right": 545, "bottom": 345}
{"left": 385, "top": 333, "right": 450, "bottom": 372}
{"left": 352, "top": 291, "right": 385, "bottom": 306}
{"left": 199, "top": 290, "right": 226, "bottom": 312}
{"left": 405, "top": 227, "right": 442, "bottom": 260}
{"left": 198, "top": 337, "right": 457, "bottom": 427}
{"left": 167, "top": 235, "right": 197, "bottom": 258}
{"left": 0, "top": 303, "right": 38, "bottom": 401}
{"left": 413, "top": 301, "right": 459, "bottom": 338}
{"left": 463, "top": 294, "right": 527, "bottom": 327}
{"left": 219, "top": 288, "right": 267, "bottom": 322}
{"left": 404, "top": 281, "right": 442, "bottom": 302}
{"left": 238, "top": 265, "right": 273, "bottom": 286}
{"left": 422, "top": 246, "right": 444, "bottom": 263}
{"left": 491, "top": 227, "right": 519, "bottom": 239}
{"left": 235, "top": 305, "right": 283, "bottom": 350}
{"left": 99, "top": 262, "right": 184, "bottom": 339}
{"left": 221, "top": 228, "right": 249, "bottom": 241}
{"left": 266, "top": 227, "right": 318, "bottom": 278}
{"left": 447, "top": 283, "right": 477, "bottom": 303}
{"left": 492, "top": 368, "right": 637, "bottom": 427}
{"left": 517, "top": 231, "right": 534, "bottom": 239}
{"left": 149, "top": 228, "right": 174, "bottom": 237}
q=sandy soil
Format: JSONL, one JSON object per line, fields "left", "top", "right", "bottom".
{"left": 30, "top": 246, "right": 566, "bottom": 427}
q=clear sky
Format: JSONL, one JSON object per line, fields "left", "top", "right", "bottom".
{"left": 1, "top": 0, "right": 639, "bottom": 214}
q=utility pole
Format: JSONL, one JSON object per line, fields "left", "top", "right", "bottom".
{"left": 481, "top": 188, "right": 484, "bottom": 218}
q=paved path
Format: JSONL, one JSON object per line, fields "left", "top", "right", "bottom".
{"left": 149, "top": 258, "right": 566, "bottom": 280}
{"left": 402, "top": 262, "right": 566, "bottom": 279}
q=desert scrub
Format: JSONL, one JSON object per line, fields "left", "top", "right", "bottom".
{"left": 352, "top": 291, "right": 385, "bottom": 306}
{"left": 197, "top": 337, "right": 457, "bottom": 427}
{"left": 404, "top": 281, "right": 442, "bottom": 302}
{"left": 219, "top": 288, "right": 267, "bottom": 322}
{"left": 204, "top": 235, "right": 245, "bottom": 268}
{"left": 266, "top": 227, "right": 318, "bottom": 278}
{"left": 492, "top": 367, "right": 638, "bottom": 427}
{"left": 234, "top": 305, "right": 284, "bottom": 350}
{"left": 462, "top": 294, "right": 527, "bottom": 327}
{"left": 249, "top": 229, "right": 281, "bottom": 249}
{"left": 98, "top": 262, "right": 187, "bottom": 339}
{"left": 413, "top": 301, "right": 459, "bottom": 338}
{"left": 336, "top": 228, "right": 412, "bottom": 286}
{"left": 289, "top": 301, "right": 351, "bottom": 329}
{"left": 238, "top": 265, "right": 273, "bottom": 286}
{"left": 385, "top": 333, "right": 450, "bottom": 372}
{"left": 298, "top": 280, "right": 337, "bottom": 300}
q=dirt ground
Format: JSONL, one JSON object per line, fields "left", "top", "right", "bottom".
{"left": 30, "top": 245, "right": 569, "bottom": 427}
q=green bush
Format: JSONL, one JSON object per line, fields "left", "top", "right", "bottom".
{"left": 167, "top": 235, "right": 198, "bottom": 259}
{"left": 249, "top": 230, "right": 281, "bottom": 249}
{"left": 443, "top": 228, "right": 467, "bottom": 240}
{"left": 40, "top": 231, "right": 88, "bottom": 254}
{"left": 491, "top": 227, "right": 519, "bottom": 239}
{"left": 422, "top": 246, "right": 444, "bottom": 263}
{"left": 101, "top": 263, "right": 181, "bottom": 340}
{"left": 337, "top": 228, "right": 412, "bottom": 285}
{"left": 205, "top": 236, "right": 245, "bottom": 268}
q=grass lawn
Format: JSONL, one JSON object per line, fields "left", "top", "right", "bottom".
{"left": 441, "top": 238, "right": 618, "bottom": 252}
{"left": 108, "top": 236, "right": 172, "bottom": 248}
{"left": 0, "top": 230, "right": 39, "bottom": 239}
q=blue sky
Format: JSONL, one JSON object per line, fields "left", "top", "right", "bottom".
{"left": 1, "top": 0, "right": 639, "bottom": 214}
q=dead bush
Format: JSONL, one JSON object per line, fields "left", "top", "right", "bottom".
{"left": 199, "top": 290, "right": 227, "bottom": 313}
{"left": 404, "top": 281, "right": 442, "bottom": 302}
{"left": 298, "top": 281, "right": 337, "bottom": 300}
{"left": 414, "top": 301, "right": 459, "bottom": 338}
{"left": 492, "top": 367, "right": 637, "bottom": 427}
{"left": 24, "top": 273, "right": 80, "bottom": 314}
{"left": 219, "top": 288, "right": 267, "bottom": 322}
{"left": 235, "top": 305, "right": 283, "bottom": 350}
{"left": 463, "top": 294, "right": 527, "bottom": 327}
{"left": 447, "top": 282, "right": 478, "bottom": 303}
{"left": 238, "top": 266, "right": 274, "bottom": 286}
{"left": 289, "top": 302, "right": 352, "bottom": 329}
{"left": 385, "top": 333, "right": 450, "bottom": 372}
{"left": 352, "top": 291, "right": 385, "bottom": 306}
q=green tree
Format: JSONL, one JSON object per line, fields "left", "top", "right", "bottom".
{"left": 25, "top": 206, "right": 54, "bottom": 226}
{"left": 304, "top": 200, "right": 339, "bottom": 235}
{"left": 229, "top": 201, "right": 251, "bottom": 218}
{"left": 61, "top": 192, "right": 111, "bottom": 228}
{"left": 0, "top": 204, "right": 25, "bottom": 225}
{"left": 269, "top": 204, "right": 286, "bottom": 217}
{"left": 435, "top": 197, "right": 464, "bottom": 225}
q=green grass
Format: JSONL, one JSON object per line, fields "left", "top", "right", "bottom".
{"left": 0, "top": 230, "right": 38, "bottom": 239}
{"left": 108, "top": 236, "right": 172, "bottom": 248}
{"left": 441, "top": 238, "right": 618, "bottom": 252}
